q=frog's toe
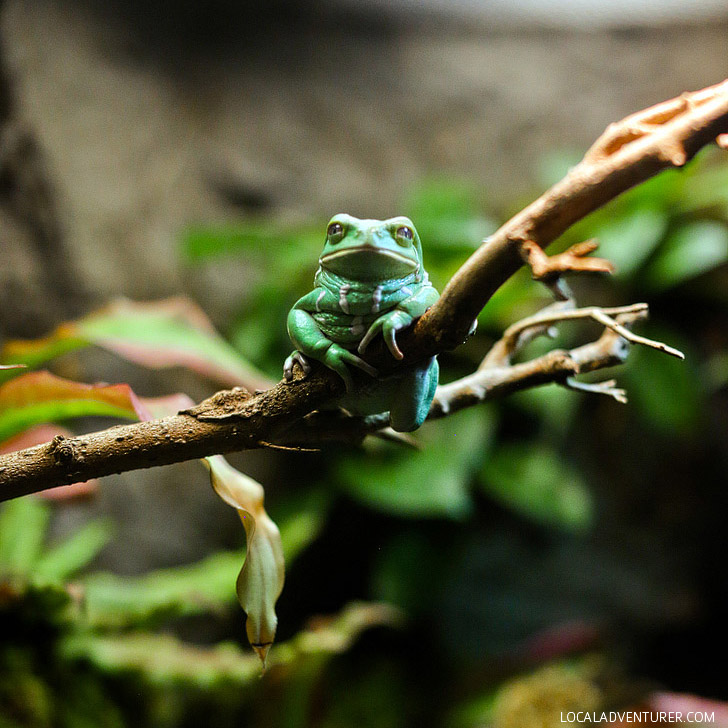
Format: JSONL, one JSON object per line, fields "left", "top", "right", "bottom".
{"left": 384, "top": 327, "right": 404, "bottom": 360}
{"left": 283, "top": 351, "right": 312, "bottom": 380}
{"left": 283, "top": 356, "right": 294, "bottom": 380}
{"left": 341, "top": 349, "right": 378, "bottom": 379}
{"left": 328, "top": 357, "right": 355, "bottom": 392}
{"left": 358, "top": 323, "right": 382, "bottom": 355}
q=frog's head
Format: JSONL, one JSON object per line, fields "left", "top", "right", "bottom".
{"left": 319, "top": 213, "right": 423, "bottom": 281}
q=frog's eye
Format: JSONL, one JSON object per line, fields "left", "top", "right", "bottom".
{"left": 327, "top": 221, "right": 345, "bottom": 242}
{"left": 395, "top": 226, "right": 414, "bottom": 244}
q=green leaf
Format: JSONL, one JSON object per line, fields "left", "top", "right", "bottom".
{"left": 645, "top": 220, "right": 728, "bottom": 290}
{"left": 509, "top": 384, "right": 581, "bottom": 437}
{"left": 479, "top": 444, "right": 593, "bottom": 531}
{"left": 589, "top": 206, "right": 668, "bottom": 279}
{"left": 83, "top": 549, "right": 245, "bottom": 627}
{"left": 622, "top": 336, "right": 702, "bottom": 435}
{"left": 34, "top": 519, "right": 113, "bottom": 582}
{"left": 62, "top": 632, "right": 262, "bottom": 687}
{"left": 63, "top": 602, "right": 398, "bottom": 687}
{"left": 403, "top": 179, "right": 497, "bottom": 258}
{"left": 371, "top": 531, "right": 446, "bottom": 614}
{"left": 271, "top": 488, "right": 330, "bottom": 564}
{"left": 705, "top": 352, "right": 728, "bottom": 391}
{"left": 535, "top": 149, "right": 583, "bottom": 188}
{"left": 337, "top": 408, "right": 495, "bottom": 518}
{"left": 676, "top": 157, "right": 728, "bottom": 213}
{"left": 477, "top": 268, "right": 545, "bottom": 331}
{"left": 1, "top": 297, "right": 271, "bottom": 390}
{"left": 0, "top": 497, "right": 51, "bottom": 574}
{"left": 0, "top": 329, "right": 88, "bottom": 372}
{"left": 183, "top": 223, "right": 284, "bottom": 261}
{"left": 231, "top": 284, "right": 297, "bottom": 376}
{"left": 182, "top": 223, "right": 320, "bottom": 264}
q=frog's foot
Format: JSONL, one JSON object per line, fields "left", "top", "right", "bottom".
{"left": 388, "top": 357, "right": 438, "bottom": 432}
{"left": 358, "top": 310, "right": 412, "bottom": 361}
{"left": 323, "top": 343, "right": 378, "bottom": 392}
{"left": 284, "top": 351, "right": 312, "bottom": 381}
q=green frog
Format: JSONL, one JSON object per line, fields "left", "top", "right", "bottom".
{"left": 284, "top": 213, "right": 439, "bottom": 432}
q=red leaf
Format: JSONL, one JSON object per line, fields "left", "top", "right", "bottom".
{"left": 2, "top": 297, "right": 273, "bottom": 390}
{"left": 0, "top": 370, "right": 152, "bottom": 419}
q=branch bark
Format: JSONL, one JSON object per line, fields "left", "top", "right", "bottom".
{"left": 1, "top": 80, "right": 727, "bottom": 501}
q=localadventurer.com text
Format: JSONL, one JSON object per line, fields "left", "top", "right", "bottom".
{"left": 561, "top": 711, "right": 715, "bottom": 723}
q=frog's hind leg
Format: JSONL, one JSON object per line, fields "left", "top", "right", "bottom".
{"left": 389, "top": 357, "right": 439, "bottom": 432}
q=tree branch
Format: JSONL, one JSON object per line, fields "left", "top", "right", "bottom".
{"left": 1, "top": 80, "right": 727, "bottom": 501}
{"left": 428, "top": 306, "right": 652, "bottom": 419}
{"left": 414, "top": 79, "right": 728, "bottom": 350}
{"left": 275, "top": 302, "right": 672, "bottom": 445}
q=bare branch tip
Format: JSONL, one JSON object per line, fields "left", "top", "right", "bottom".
{"left": 257, "top": 440, "right": 321, "bottom": 453}
{"left": 565, "top": 376, "right": 628, "bottom": 404}
{"left": 520, "top": 238, "right": 614, "bottom": 284}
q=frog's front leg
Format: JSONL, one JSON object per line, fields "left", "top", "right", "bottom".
{"left": 286, "top": 302, "right": 377, "bottom": 391}
{"left": 358, "top": 286, "right": 439, "bottom": 360}
{"left": 358, "top": 308, "right": 411, "bottom": 360}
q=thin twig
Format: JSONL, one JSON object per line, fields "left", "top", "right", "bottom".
{"left": 431, "top": 307, "right": 653, "bottom": 419}
{"left": 589, "top": 309, "right": 684, "bottom": 359}
{"left": 564, "top": 377, "right": 627, "bottom": 404}
{"left": 484, "top": 302, "right": 683, "bottom": 369}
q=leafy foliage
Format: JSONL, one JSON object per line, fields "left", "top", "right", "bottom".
{"left": 336, "top": 407, "right": 494, "bottom": 518}
{"left": 480, "top": 443, "right": 593, "bottom": 531}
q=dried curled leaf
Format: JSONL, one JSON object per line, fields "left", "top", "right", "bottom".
{"left": 121, "top": 391, "right": 286, "bottom": 665}
{"left": 203, "top": 455, "right": 285, "bottom": 667}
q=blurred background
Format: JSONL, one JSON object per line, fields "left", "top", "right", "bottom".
{"left": 1, "top": 0, "right": 727, "bottom": 726}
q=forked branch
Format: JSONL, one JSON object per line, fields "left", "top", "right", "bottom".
{"left": 428, "top": 304, "right": 673, "bottom": 418}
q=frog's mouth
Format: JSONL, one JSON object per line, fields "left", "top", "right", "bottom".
{"left": 320, "top": 247, "right": 417, "bottom": 279}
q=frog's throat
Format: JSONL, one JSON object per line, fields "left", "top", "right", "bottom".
{"left": 314, "top": 267, "right": 423, "bottom": 297}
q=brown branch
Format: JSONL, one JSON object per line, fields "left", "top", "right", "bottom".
{"left": 0, "top": 375, "right": 339, "bottom": 501}
{"left": 273, "top": 305, "right": 652, "bottom": 444}
{"left": 0, "top": 80, "right": 727, "bottom": 501}
{"left": 427, "top": 307, "right": 653, "bottom": 419}
{"left": 414, "top": 79, "right": 728, "bottom": 352}
{"left": 482, "top": 303, "right": 683, "bottom": 368}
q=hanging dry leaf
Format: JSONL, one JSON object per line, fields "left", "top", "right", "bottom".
{"left": 203, "top": 455, "right": 285, "bottom": 667}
